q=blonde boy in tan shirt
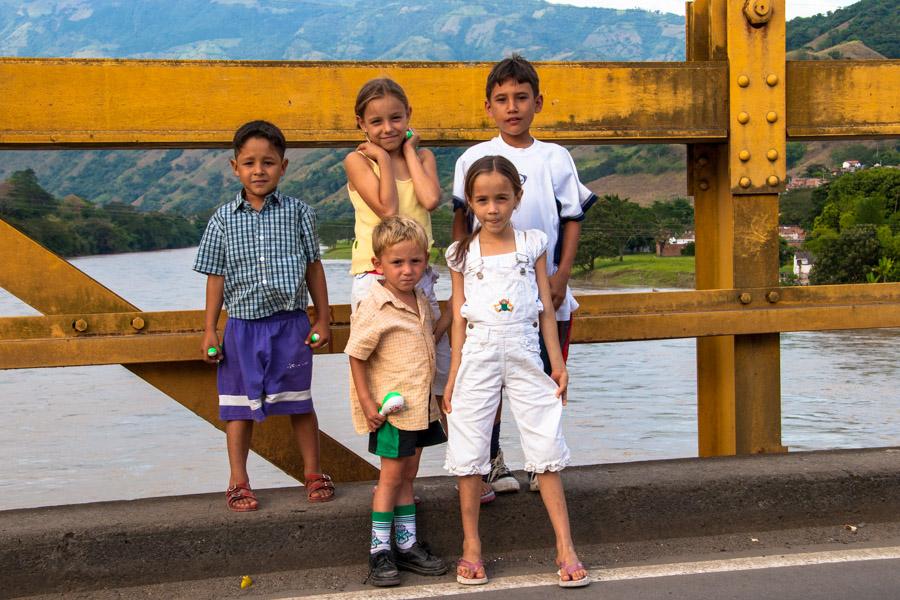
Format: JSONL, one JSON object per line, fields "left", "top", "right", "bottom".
{"left": 345, "top": 216, "right": 448, "bottom": 587}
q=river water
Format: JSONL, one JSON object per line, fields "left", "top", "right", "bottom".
{"left": 1, "top": 247, "right": 897, "bottom": 510}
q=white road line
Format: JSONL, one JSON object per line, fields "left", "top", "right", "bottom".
{"left": 278, "top": 546, "right": 900, "bottom": 600}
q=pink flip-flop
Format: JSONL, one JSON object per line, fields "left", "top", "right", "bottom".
{"left": 456, "top": 558, "right": 488, "bottom": 585}
{"left": 557, "top": 561, "right": 590, "bottom": 588}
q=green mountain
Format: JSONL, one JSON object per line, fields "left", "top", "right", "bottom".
{"left": 786, "top": 0, "right": 899, "bottom": 59}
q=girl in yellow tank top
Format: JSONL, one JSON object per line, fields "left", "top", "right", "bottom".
{"left": 343, "top": 78, "right": 441, "bottom": 277}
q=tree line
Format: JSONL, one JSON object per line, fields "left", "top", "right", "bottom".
{"left": 0, "top": 169, "right": 203, "bottom": 257}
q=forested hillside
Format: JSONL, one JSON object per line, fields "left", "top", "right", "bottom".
{"left": 786, "top": 0, "right": 899, "bottom": 59}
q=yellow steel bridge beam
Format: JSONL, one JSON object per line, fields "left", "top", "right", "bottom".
{"left": 0, "top": 57, "right": 897, "bottom": 148}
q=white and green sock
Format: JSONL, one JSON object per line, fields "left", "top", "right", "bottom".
{"left": 393, "top": 503, "right": 417, "bottom": 551}
{"left": 371, "top": 511, "right": 393, "bottom": 554}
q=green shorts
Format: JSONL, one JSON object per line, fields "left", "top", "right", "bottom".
{"left": 369, "top": 420, "right": 447, "bottom": 458}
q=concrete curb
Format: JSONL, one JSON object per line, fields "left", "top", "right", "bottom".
{"left": 3, "top": 447, "right": 899, "bottom": 596}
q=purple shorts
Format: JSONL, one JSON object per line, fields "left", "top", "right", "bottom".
{"left": 217, "top": 310, "right": 314, "bottom": 422}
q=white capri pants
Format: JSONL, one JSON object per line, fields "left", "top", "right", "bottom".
{"left": 444, "top": 321, "right": 571, "bottom": 476}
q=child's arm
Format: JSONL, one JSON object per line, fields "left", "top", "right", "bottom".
{"left": 535, "top": 253, "right": 569, "bottom": 404}
{"left": 344, "top": 147, "right": 398, "bottom": 218}
{"left": 402, "top": 133, "right": 441, "bottom": 210}
{"left": 305, "top": 260, "right": 331, "bottom": 349}
{"left": 549, "top": 219, "right": 581, "bottom": 310}
{"left": 349, "top": 356, "right": 387, "bottom": 432}
{"left": 202, "top": 274, "right": 225, "bottom": 363}
{"left": 433, "top": 302, "right": 452, "bottom": 341}
{"left": 442, "top": 268, "right": 467, "bottom": 414}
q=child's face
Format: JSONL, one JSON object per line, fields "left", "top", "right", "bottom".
{"left": 357, "top": 95, "right": 411, "bottom": 152}
{"left": 468, "top": 171, "right": 521, "bottom": 235}
{"left": 230, "top": 137, "right": 287, "bottom": 200}
{"left": 373, "top": 239, "right": 428, "bottom": 296}
{"left": 485, "top": 79, "right": 543, "bottom": 140}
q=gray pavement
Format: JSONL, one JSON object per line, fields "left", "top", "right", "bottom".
{"left": 5, "top": 447, "right": 900, "bottom": 598}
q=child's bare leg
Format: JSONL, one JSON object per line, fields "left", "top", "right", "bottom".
{"left": 536, "top": 471, "right": 587, "bottom": 582}
{"left": 458, "top": 474, "right": 486, "bottom": 579}
{"left": 374, "top": 457, "right": 405, "bottom": 512}
{"left": 292, "top": 412, "right": 334, "bottom": 500}
{"left": 398, "top": 448, "right": 422, "bottom": 505}
{"left": 225, "top": 419, "right": 256, "bottom": 509}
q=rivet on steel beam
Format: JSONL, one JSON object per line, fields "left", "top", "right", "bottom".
{"left": 743, "top": 0, "right": 773, "bottom": 26}
{"left": 737, "top": 112, "right": 750, "bottom": 124}
{"left": 737, "top": 75, "right": 750, "bottom": 88}
{"left": 131, "top": 317, "right": 145, "bottom": 330}
{"left": 766, "top": 74, "right": 779, "bottom": 86}
{"left": 699, "top": 180, "right": 710, "bottom": 191}
{"left": 766, "top": 291, "right": 780, "bottom": 303}
{"left": 739, "top": 293, "right": 753, "bottom": 305}
{"left": 73, "top": 319, "right": 88, "bottom": 332}
{"left": 767, "top": 149, "right": 779, "bottom": 161}
{"left": 766, "top": 111, "right": 778, "bottom": 123}
{"left": 697, "top": 156, "right": 709, "bottom": 167}
{"left": 739, "top": 150, "right": 751, "bottom": 162}
{"left": 739, "top": 177, "right": 752, "bottom": 188}
{"left": 767, "top": 175, "right": 780, "bottom": 187}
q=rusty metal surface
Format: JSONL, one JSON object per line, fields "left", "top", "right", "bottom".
{"left": 726, "top": 0, "right": 786, "bottom": 194}
{"left": 0, "top": 58, "right": 727, "bottom": 147}
{"left": 787, "top": 61, "right": 900, "bottom": 140}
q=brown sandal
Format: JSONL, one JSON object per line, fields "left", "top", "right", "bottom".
{"left": 305, "top": 473, "right": 335, "bottom": 503}
{"left": 226, "top": 483, "right": 258, "bottom": 512}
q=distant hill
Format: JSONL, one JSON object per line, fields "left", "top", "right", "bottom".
{"left": 1, "top": 0, "right": 895, "bottom": 222}
{"left": 786, "top": 0, "right": 898, "bottom": 59}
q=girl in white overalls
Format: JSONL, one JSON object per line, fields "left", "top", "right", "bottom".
{"left": 442, "top": 155, "right": 589, "bottom": 588}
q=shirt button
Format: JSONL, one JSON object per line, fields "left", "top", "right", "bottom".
{"left": 262, "top": 280, "right": 267, "bottom": 285}
{"left": 532, "top": 321, "right": 538, "bottom": 327}
{"left": 467, "top": 323, "right": 474, "bottom": 329}
{"left": 259, "top": 235, "right": 264, "bottom": 241}
{"left": 259, "top": 256, "right": 265, "bottom": 262}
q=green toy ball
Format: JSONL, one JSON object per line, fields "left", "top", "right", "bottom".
{"left": 207, "top": 346, "right": 218, "bottom": 358}
{"left": 310, "top": 333, "right": 320, "bottom": 343}
{"left": 380, "top": 391, "right": 405, "bottom": 415}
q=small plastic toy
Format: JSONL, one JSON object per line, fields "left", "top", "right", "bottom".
{"left": 310, "top": 333, "right": 321, "bottom": 343}
{"left": 207, "top": 346, "right": 218, "bottom": 358}
{"left": 380, "top": 391, "right": 405, "bottom": 415}
{"left": 405, "top": 129, "right": 413, "bottom": 139}
{"left": 240, "top": 575, "right": 253, "bottom": 589}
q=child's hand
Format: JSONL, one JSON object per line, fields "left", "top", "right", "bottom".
{"left": 362, "top": 400, "right": 386, "bottom": 432}
{"left": 357, "top": 141, "right": 389, "bottom": 163}
{"left": 402, "top": 128, "right": 420, "bottom": 154}
{"left": 306, "top": 321, "right": 330, "bottom": 349}
{"left": 442, "top": 382, "right": 454, "bottom": 414}
{"left": 551, "top": 368, "right": 569, "bottom": 406}
{"left": 548, "top": 271, "right": 568, "bottom": 311}
{"left": 201, "top": 330, "right": 221, "bottom": 364}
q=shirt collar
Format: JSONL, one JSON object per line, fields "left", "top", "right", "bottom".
{"left": 231, "top": 189, "right": 283, "bottom": 213}
{"left": 370, "top": 280, "right": 424, "bottom": 315}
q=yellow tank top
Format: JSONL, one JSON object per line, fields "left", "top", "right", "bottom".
{"left": 347, "top": 156, "right": 434, "bottom": 274}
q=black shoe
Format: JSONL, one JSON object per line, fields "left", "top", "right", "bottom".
{"left": 395, "top": 542, "right": 448, "bottom": 576}
{"left": 366, "top": 550, "right": 401, "bottom": 587}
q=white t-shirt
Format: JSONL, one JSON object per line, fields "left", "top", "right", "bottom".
{"left": 452, "top": 136, "right": 596, "bottom": 320}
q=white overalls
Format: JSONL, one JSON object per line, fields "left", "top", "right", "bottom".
{"left": 444, "top": 228, "right": 571, "bottom": 476}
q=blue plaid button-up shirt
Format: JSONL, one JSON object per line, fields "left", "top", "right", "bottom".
{"left": 193, "top": 190, "right": 321, "bottom": 320}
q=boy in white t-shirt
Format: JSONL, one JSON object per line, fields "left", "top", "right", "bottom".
{"left": 451, "top": 54, "right": 596, "bottom": 494}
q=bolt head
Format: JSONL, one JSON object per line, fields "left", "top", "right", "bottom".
{"left": 739, "top": 177, "right": 752, "bottom": 188}
{"left": 737, "top": 75, "right": 750, "bottom": 88}
{"left": 131, "top": 317, "right": 145, "bottom": 330}
{"left": 766, "top": 74, "right": 779, "bottom": 86}
{"left": 697, "top": 156, "right": 709, "bottom": 167}
{"left": 767, "top": 175, "right": 780, "bottom": 187}
{"left": 73, "top": 319, "right": 88, "bottom": 332}
{"left": 738, "top": 112, "right": 750, "bottom": 124}
{"left": 767, "top": 149, "right": 779, "bottom": 161}
{"left": 739, "top": 150, "right": 751, "bottom": 162}
{"left": 698, "top": 180, "right": 710, "bottom": 191}
{"left": 766, "top": 291, "right": 780, "bottom": 303}
{"left": 744, "top": 0, "right": 773, "bottom": 26}
{"left": 739, "top": 292, "right": 753, "bottom": 305}
{"left": 766, "top": 111, "right": 778, "bottom": 123}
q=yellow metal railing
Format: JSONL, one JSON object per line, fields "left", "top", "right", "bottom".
{"left": 1, "top": 0, "right": 899, "bottom": 480}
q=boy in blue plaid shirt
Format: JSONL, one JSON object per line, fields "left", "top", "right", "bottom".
{"left": 194, "top": 120, "right": 335, "bottom": 511}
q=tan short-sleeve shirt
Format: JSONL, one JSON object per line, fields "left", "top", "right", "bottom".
{"left": 345, "top": 282, "right": 439, "bottom": 434}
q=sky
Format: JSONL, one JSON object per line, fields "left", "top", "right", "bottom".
{"left": 545, "top": 0, "right": 856, "bottom": 21}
